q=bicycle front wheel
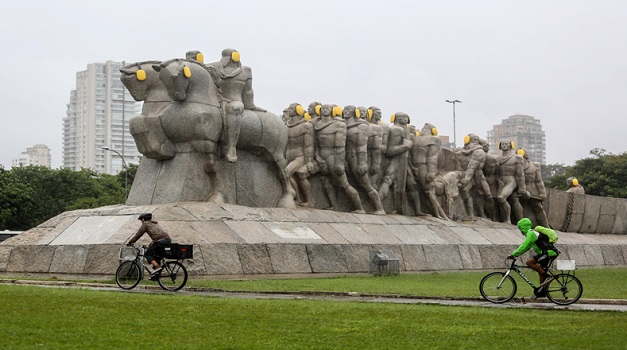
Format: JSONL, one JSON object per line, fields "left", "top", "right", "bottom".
{"left": 116, "top": 261, "right": 142, "bottom": 290}
{"left": 546, "top": 273, "right": 583, "bottom": 305}
{"left": 480, "top": 272, "right": 517, "bottom": 303}
{"left": 157, "top": 261, "right": 188, "bottom": 291}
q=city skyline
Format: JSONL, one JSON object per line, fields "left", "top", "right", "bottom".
{"left": 1, "top": 1, "right": 626, "bottom": 169}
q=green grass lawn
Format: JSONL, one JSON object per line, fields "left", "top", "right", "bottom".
{"left": 1, "top": 284, "right": 625, "bottom": 350}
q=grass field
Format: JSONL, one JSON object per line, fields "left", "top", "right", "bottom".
{"left": 1, "top": 267, "right": 626, "bottom": 349}
{"left": 0, "top": 284, "right": 626, "bottom": 350}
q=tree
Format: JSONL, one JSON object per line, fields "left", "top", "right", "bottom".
{"left": 0, "top": 166, "right": 127, "bottom": 231}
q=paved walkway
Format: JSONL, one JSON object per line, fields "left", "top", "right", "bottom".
{"left": 2, "top": 279, "right": 626, "bottom": 312}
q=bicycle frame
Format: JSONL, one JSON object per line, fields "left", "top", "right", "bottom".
{"left": 127, "top": 245, "right": 182, "bottom": 276}
{"left": 500, "top": 259, "right": 559, "bottom": 290}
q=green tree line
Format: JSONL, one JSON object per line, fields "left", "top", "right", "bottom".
{"left": 0, "top": 164, "right": 137, "bottom": 231}
{"left": 541, "top": 149, "right": 627, "bottom": 198}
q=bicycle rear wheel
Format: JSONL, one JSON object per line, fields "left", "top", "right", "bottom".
{"left": 546, "top": 273, "right": 583, "bottom": 305}
{"left": 157, "top": 261, "right": 188, "bottom": 291}
{"left": 116, "top": 261, "right": 142, "bottom": 290}
{"left": 480, "top": 272, "right": 517, "bottom": 303}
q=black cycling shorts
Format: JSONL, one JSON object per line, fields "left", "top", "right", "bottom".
{"left": 533, "top": 253, "right": 556, "bottom": 269}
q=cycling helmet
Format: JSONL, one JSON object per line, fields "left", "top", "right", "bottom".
{"left": 138, "top": 213, "right": 152, "bottom": 221}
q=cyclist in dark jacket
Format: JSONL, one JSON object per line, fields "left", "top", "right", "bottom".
{"left": 127, "top": 213, "right": 171, "bottom": 275}
{"left": 507, "top": 218, "right": 559, "bottom": 285}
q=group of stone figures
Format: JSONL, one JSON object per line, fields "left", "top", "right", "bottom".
{"left": 119, "top": 48, "right": 556, "bottom": 225}
{"left": 280, "top": 102, "right": 552, "bottom": 225}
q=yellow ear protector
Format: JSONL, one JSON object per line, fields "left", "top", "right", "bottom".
{"left": 231, "top": 51, "right": 241, "bottom": 62}
{"left": 416, "top": 131, "right": 420, "bottom": 137}
{"left": 431, "top": 127, "right": 438, "bottom": 136}
{"left": 572, "top": 178, "right": 579, "bottom": 186}
{"left": 516, "top": 148, "right": 525, "bottom": 156}
{"left": 511, "top": 141, "right": 515, "bottom": 149}
{"left": 183, "top": 66, "right": 192, "bottom": 78}
{"left": 295, "top": 104, "right": 305, "bottom": 116}
{"left": 196, "top": 52, "right": 204, "bottom": 63}
{"left": 355, "top": 108, "right": 361, "bottom": 118}
{"left": 367, "top": 109, "right": 373, "bottom": 120}
{"left": 464, "top": 135, "right": 470, "bottom": 145}
{"left": 332, "top": 105, "right": 342, "bottom": 117}
{"left": 315, "top": 104, "right": 321, "bottom": 116}
{"left": 390, "top": 113, "right": 396, "bottom": 123}
{"left": 135, "top": 63, "right": 146, "bottom": 81}
{"left": 304, "top": 112, "right": 311, "bottom": 121}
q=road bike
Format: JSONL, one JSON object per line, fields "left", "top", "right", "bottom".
{"left": 116, "top": 244, "right": 191, "bottom": 291}
{"left": 479, "top": 258, "right": 583, "bottom": 305}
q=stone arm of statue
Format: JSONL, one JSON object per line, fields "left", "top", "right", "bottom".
{"left": 242, "top": 77, "right": 265, "bottom": 111}
{"left": 356, "top": 126, "right": 369, "bottom": 176}
{"left": 303, "top": 124, "right": 316, "bottom": 172}
{"left": 385, "top": 129, "right": 412, "bottom": 157}
{"left": 534, "top": 164, "right": 547, "bottom": 200}
{"left": 515, "top": 156, "right": 529, "bottom": 198}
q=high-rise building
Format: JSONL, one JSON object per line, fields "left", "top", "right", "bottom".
{"left": 62, "top": 61, "right": 142, "bottom": 174}
{"left": 12, "top": 144, "right": 52, "bottom": 168}
{"left": 486, "top": 114, "right": 546, "bottom": 165}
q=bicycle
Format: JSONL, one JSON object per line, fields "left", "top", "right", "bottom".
{"left": 116, "top": 244, "right": 191, "bottom": 291}
{"left": 479, "top": 258, "right": 583, "bottom": 305}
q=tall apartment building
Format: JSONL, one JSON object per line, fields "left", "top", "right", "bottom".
{"left": 12, "top": 144, "right": 52, "bottom": 168}
{"left": 62, "top": 61, "right": 142, "bottom": 174}
{"left": 486, "top": 114, "right": 546, "bottom": 165}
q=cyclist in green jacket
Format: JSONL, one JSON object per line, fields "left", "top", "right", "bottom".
{"left": 507, "top": 218, "right": 559, "bottom": 287}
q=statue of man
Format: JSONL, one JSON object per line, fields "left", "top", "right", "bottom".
{"left": 342, "top": 105, "right": 385, "bottom": 215}
{"left": 206, "top": 49, "right": 266, "bottom": 162}
{"left": 496, "top": 140, "right": 528, "bottom": 223}
{"left": 306, "top": 101, "right": 322, "bottom": 122}
{"left": 518, "top": 148, "right": 549, "bottom": 226}
{"left": 455, "top": 133, "right": 492, "bottom": 218}
{"left": 378, "top": 112, "right": 413, "bottom": 214}
{"left": 410, "top": 123, "right": 449, "bottom": 219}
{"left": 566, "top": 177, "right": 585, "bottom": 194}
{"left": 366, "top": 106, "right": 385, "bottom": 187}
{"left": 481, "top": 141, "right": 499, "bottom": 220}
{"left": 312, "top": 104, "right": 365, "bottom": 213}
{"left": 285, "top": 103, "right": 316, "bottom": 207}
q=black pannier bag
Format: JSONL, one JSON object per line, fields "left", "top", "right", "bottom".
{"left": 162, "top": 244, "right": 194, "bottom": 259}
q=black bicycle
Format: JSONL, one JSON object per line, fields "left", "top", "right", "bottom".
{"left": 479, "top": 258, "right": 583, "bottom": 305}
{"left": 116, "top": 244, "right": 191, "bottom": 291}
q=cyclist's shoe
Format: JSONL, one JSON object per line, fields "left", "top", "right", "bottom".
{"left": 533, "top": 287, "right": 547, "bottom": 298}
{"left": 150, "top": 267, "right": 163, "bottom": 276}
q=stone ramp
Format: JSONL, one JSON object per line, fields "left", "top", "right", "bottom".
{"left": 1, "top": 203, "right": 626, "bottom": 276}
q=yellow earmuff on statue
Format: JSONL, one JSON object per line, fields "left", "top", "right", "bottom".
{"left": 516, "top": 149, "right": 525, "bottom": 156}
{"left": 332, "top": 106, "right": 342, "bottom": 117}
{"left": 304, "top": 112, "right": 311, "bottom": 121}
{"left": 196, "top": 52, "right": 204, "bottom": 64}
{"left": 431, "top": 127, "right": 438, "bottom": 136}
{"left": 355, "top": 108, "right": 361, "bottom": 118}
{"left": 464, "top": 135, "right": 471, "bottom": 145}
{"left": 295, "top": 104, "right": 305, "bottom": 116}
{"left": 367, "top": 109, "right": 373, "bottom": 120}
{"left": 231, "top": 51, "right": 241, "bottom": 62}
{"left": 135, "top": 63, "right": 146, "bottom": 81}
{"left": 315, "top": 104, "right": 322, "bottom": 116}
{"left": 183, "top": 66, "right": 192, "bottom": 78}
{"left": 390, "top": 113, "right": 396, "bottom": 123}
{"left": 572, "top": 178, "right": 579, "bottom": 187}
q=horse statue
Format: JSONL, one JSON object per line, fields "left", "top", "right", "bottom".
{"left": 120, "top": 61, "right": 176, "bottom": 160}
{"left": 148, "top": 58, "right": 295, "bottom": 208}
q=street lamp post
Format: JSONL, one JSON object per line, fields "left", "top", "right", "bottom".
{"left": 445, "top": 100, "right": 461, "bottom": 148}
{"left": 102, "top": 146, "right": 128, "bottom": 202}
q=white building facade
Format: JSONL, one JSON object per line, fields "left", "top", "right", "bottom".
{"left": 487, "top": 114, "right": 546, "bottom": 165}
{"left": 12, "top": 144, "right": 52, "bottom": 168}
{"left": 62, "top": 61, "right": 142, "bottom": 175}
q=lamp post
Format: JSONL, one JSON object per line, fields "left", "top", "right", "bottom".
{"left": 102, "top": 146, "right": 128, "bottom": 201}
{"left": 445, "top": 99, "right": 461, "bottom": 148}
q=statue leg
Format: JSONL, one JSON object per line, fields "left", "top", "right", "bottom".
{"left": 223, "top": 101, "right": 244, "bottom": 163}
{"left": 511, "top": 196, "right": 524, "bottom": 223}
{"left": 130, "top": 116, "right": 175, "bottom": 160}
{"left": 335, "top": 172, "right": 365, "bottom": 214}
{"left": 203, "top": 152, "right": 224, "bottom": 203}
{"left": 533, "top": 200, "right": 549, "bottom": 227}
{"left": 295, "top": 172, "right": 313, "bottom": 207}
{"left": 320, "top": 174, "right": 337, "bottom": 210}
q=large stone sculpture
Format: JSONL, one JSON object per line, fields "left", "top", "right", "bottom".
{"left": 481, "top": 142, "right": 499, "bottom": 220}
{"left": 285, "top": 103, "right": 316, "bottom": 207}
{"left": 342, "top": 106, "right": 386, "bottom": 214}
{"left": 456, "top": 134, "right": 492, "bottom": 218}
{"left": 496, "top": 140, "right": 528, "bottom": 223}
{"left": 312, "top": 104, "right": 365, "bottom": 213}
{"left": 519, "top": 148, "right": 549, "bottom": 226}
{"left": 410, "top": 123, "right": 449, "bottom": 219}
{"left": 378, "top": 112, "right": 413, "bottom": 214}
{"left": 150, "top": 58, "right": 294, "bottom": 207}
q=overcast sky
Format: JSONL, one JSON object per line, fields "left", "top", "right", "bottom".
{"left": 1, "top": 0, "right": 625, "bottom": 169}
